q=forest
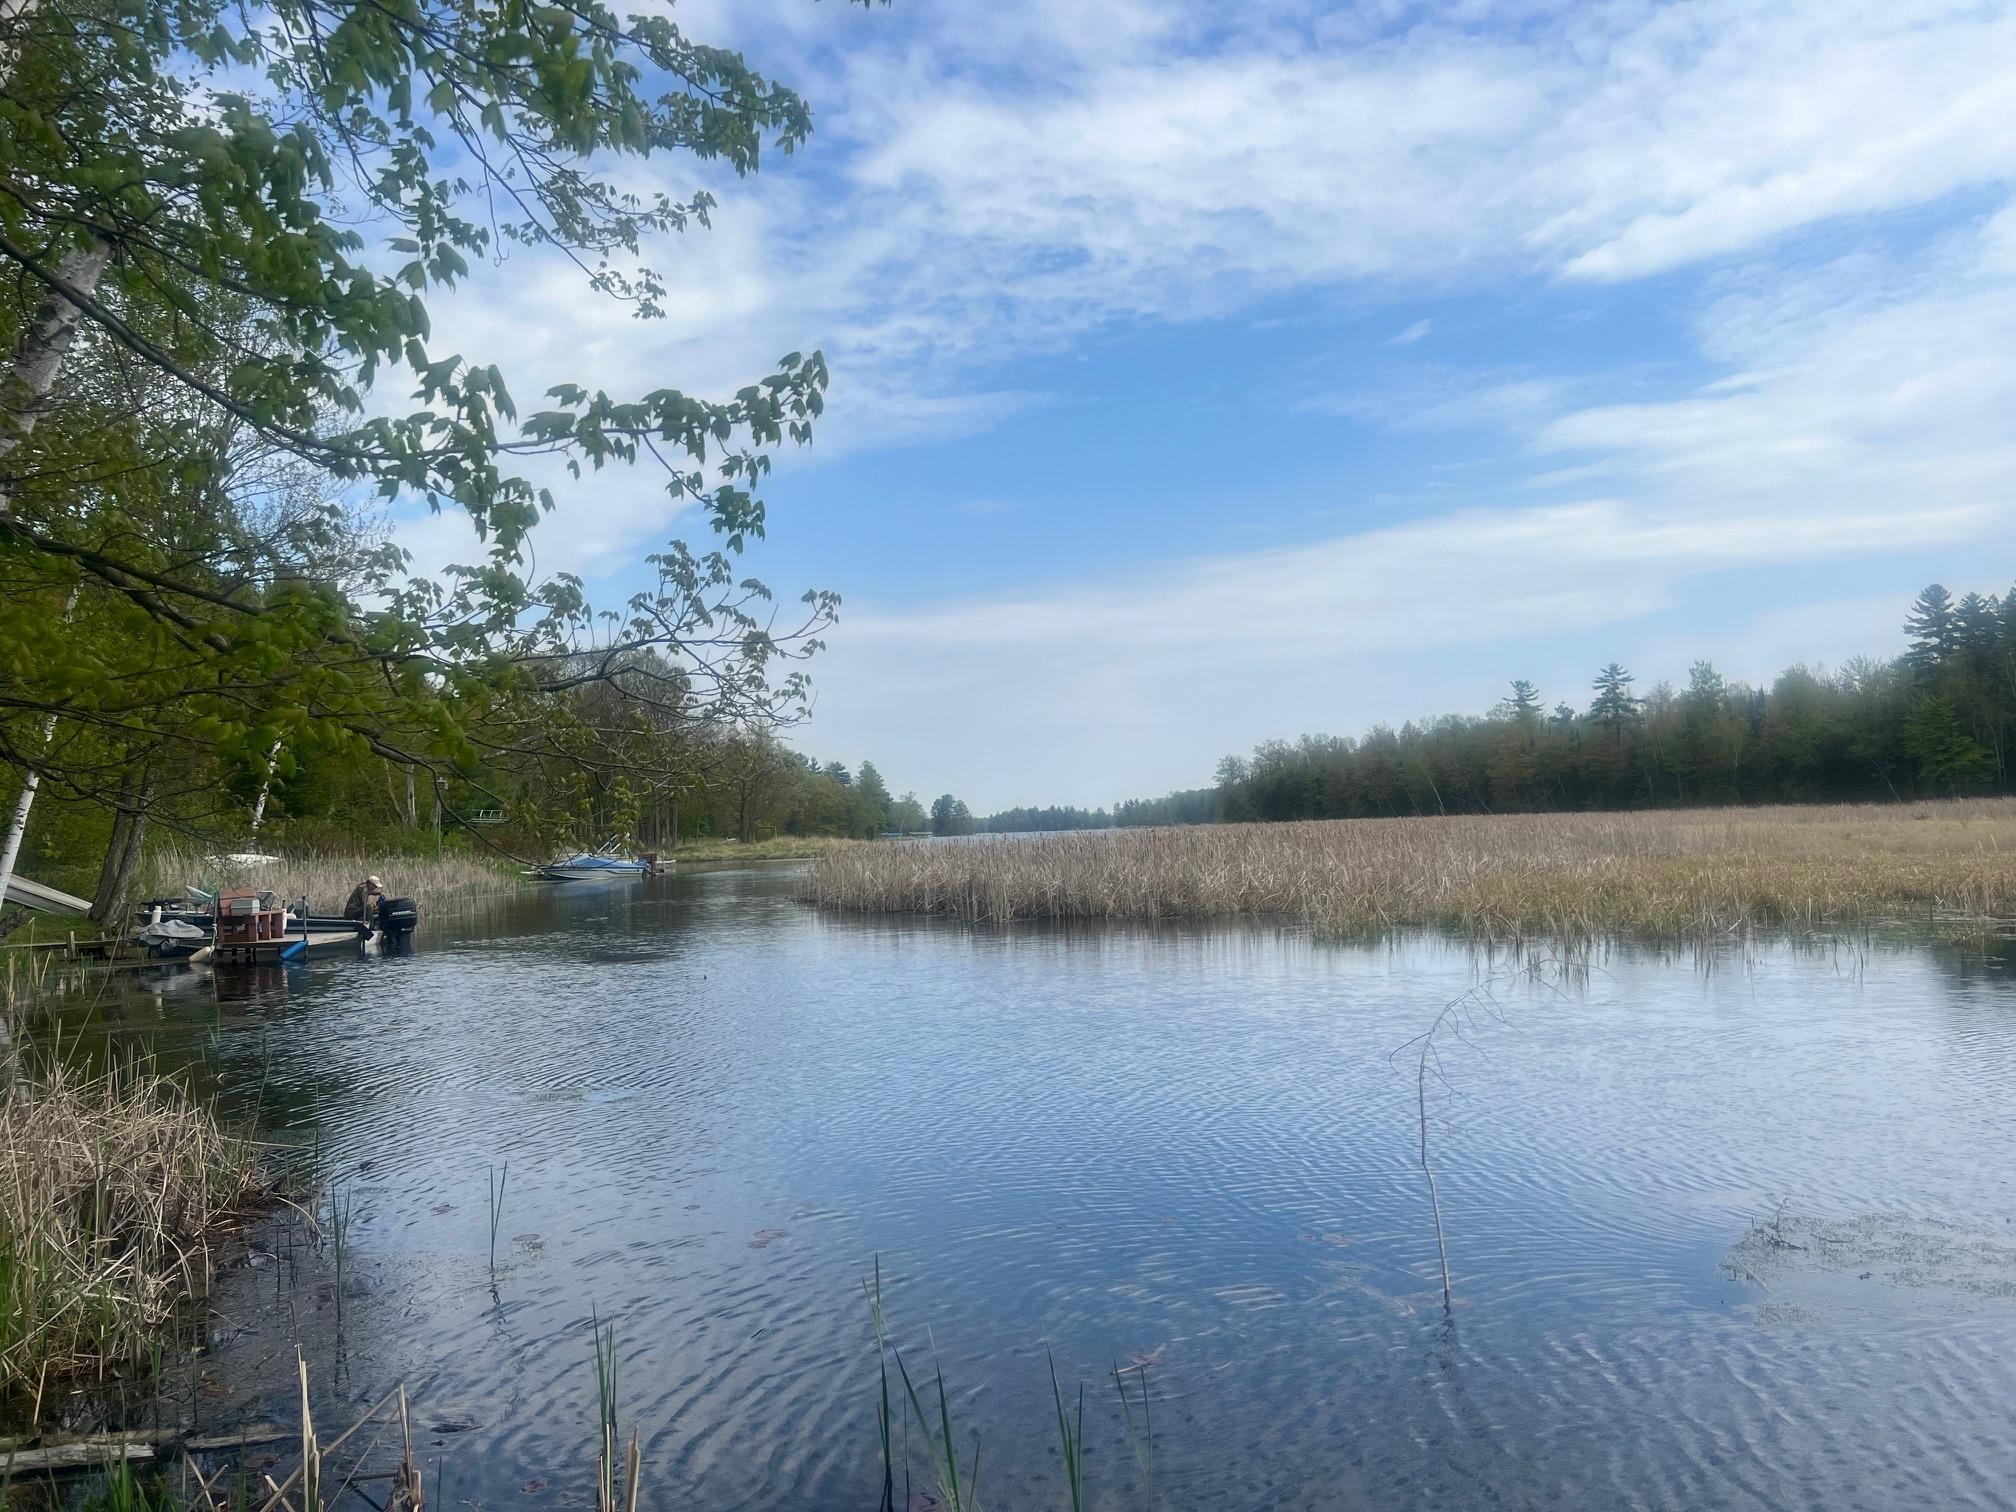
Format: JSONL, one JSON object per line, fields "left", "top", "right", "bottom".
{"left": 0, "top": 0, "right": 880, "bottom": 926}
{"left": 1108, "top": 584, "right": 2014, "bottom": 827}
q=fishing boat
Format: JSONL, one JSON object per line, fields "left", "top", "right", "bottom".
{"left": 533, "top": 843, "right": 660, "bottom": 881}
{"left": 132, "top": 891, "right": 420, "bottom": 961}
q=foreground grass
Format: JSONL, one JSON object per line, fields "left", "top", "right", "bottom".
{"left": 0, "top": 1060, "right": 263, "bottom": 1412}
{"left": 806, "top": 800, "right": 2016, "bottom": 942}
{"left": 672, "top": 835, "right": 863, "bottom": 864}
{"left": 143, "top": 844, "right": 522, "bottom": 917}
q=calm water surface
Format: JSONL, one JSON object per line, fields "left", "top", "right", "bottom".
{"left": 72, "top": 864, "right": 2016, "bottom": 1509}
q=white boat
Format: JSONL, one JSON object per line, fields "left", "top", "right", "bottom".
{"left": 534, "top": 844, "right": 658, "bottom": 881}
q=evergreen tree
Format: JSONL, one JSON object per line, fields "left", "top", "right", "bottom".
{"left": 1902, "top": 696, "right": 1996, "bottom": 793}
{"left": 929, "top": 794, "right": 975, "bottom": 837}
{"left": 855, "top": 762, "right": 893, "bottom": 832}
{"left": 1903, "top": 584, "right": 1959, "bottom": 673}
{"left": 1683, "top": 662, "right": 1727, "bottom": 709}
{"left": 1955, "top": 592, "right": 2001, "bottom": 653}
{"left": 1589, "top": 663, "right": 1641, "bottom": 748}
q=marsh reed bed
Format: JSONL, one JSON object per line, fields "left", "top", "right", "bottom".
{"left": 141, "top": 846, "right": 521, "bottom": 917}
{"left": 807, "top": 800, "right": 2016, "bottom": 942}
{"left": 0, "top": 1058, "right": 263, "bottom": 1410}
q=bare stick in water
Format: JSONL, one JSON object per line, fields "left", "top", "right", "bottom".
{"left": 1416, "top": 1050, "right": 1453, "bottom": 1312}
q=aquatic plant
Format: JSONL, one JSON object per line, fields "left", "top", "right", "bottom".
{"left": 865, "top": 1260, "right": 897, "bottom": 1512}
{"left": 0, "top": 1056, "right": 261, "bottom": 1413}
{"left": 806, "top": 799, "right": 2016, "bottom": 944}
{"left": 589, "top": 1310, "right": 639, "bottom": 1512}
{"left": 140, "top": 845, "right": 520, "bottom": 919}
{"left": 1113, "top": 1359, "right": 1156, "bottom": 1500}
{"left": 327, "top": 1182, "right": 353, "bottom": 1327}
{"left": 1048, "top": 1350, "right": 1085, "bottom": 1512}
{"left": 864, "top": 1264, "right": 981, "bottom": 1512}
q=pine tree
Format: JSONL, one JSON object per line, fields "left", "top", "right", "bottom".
{"left": 1955, "top": 592, "right": 2001, "bottom": 662}
{"left": 1903, "top": 584, "right": 1959, "bottom": 673}
{"left": 1589, "top": 663, "right": 1641, "bottom": 747}
{"left": 1902, "top": 696, "right": 1996, "bottom": 793}
{"left": 930, "top": 794, "right": 975, "bottom": 837}
{"left": 1505, "top": 680, "right": 1542, "bottom": 722}
{"left": 1683, "top": 661, "right": 1727, "bottom": 710}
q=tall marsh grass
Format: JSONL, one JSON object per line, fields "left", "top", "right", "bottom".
{"left": 807, "top": 800, "right": 2016, "bottom": 942}
{"left": 0, "top": 1058, "right": 262, "bottom": 1407}
{"left": 141, "top": 845, "right": 521, "bottom": 917}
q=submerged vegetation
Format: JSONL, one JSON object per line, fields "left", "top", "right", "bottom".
{"left": 0, "top": 1059, "right": 262, "bottom": 1409}
{"left": 808, "top": 800, "right": 2016, "bottom": 942}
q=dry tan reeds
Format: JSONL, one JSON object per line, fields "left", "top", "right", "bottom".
{"left": 141, "top": 845, "right": 521, "bottom": 916}
{"left": 0, "top": 1058, "right": 263, "bottom": 1406}
{"left": 806, "top": 800, "right": 2016, "bottom": 941}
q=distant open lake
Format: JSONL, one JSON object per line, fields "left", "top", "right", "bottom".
{"left": 61, "top": 862, "right": 2016, "bottom": 1509}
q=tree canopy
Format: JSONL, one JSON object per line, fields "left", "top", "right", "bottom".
{"left": 1112, "top": 582, "right": 2016, "bottom": 826}
{"left": 0, "top": 0, "right": 864, "bottom": 913}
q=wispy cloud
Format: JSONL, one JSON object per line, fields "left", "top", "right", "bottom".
{"left": 376, "top": 3, "right": 2016, "bottom": 806}
{"left": 802, "top": 204, "right": 2016, "bottom": 805}
{"left": 407, "top": 0, "right": 2016, "bottom": 586}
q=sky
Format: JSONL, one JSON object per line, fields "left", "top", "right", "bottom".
{"left": 396, "top": 0, "right": 2016, "bottom": 812}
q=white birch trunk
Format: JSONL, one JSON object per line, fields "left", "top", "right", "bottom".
{"left": 0, "top": 586, "right": 78, "bottom": 909}
{"left": 0, "top": 239, "right": 110, "bottom": 517}
{"left": 248, "top": 738, "right": 285, "bottom": 838}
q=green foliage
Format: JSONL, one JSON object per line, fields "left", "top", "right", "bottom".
{"left": 929, "top": 794, "right": 974, "bottom": 837}
{"left": 1109, "top": 581, "right": 2015, "bottom": 823}
{"left": 977, "top": 804, "right": 1111, "bottom": 833}
{"left": 0, "top": 0, "right": 870, "bottom": 887}
{"left": 1903, "top": 696, "right": 1997, "bottom": 793}
{"left": 1114, "top": 786, "right": 1223, "bottom": 827}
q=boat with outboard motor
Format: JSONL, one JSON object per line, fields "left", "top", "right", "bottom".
{"left": 133, "top": 890, "right": 421, "bottom": 961}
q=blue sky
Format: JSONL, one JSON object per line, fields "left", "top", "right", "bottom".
{"left": 399, "top": 0, "right": 2016, "bottom": 811}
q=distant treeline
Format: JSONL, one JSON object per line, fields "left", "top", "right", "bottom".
{"left": 978, "top": 804, "right": 1113, "bottom": 833}
{"left": 1083, "top": 582, "right": 2016, "bottom": 828}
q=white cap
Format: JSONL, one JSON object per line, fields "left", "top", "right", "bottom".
{"left": 366, "top": 876, "right": 382, "bottom": 888}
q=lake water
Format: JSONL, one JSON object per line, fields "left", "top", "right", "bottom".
{"left": 65, "top": 863, "right": 2016, "bottom": 1509}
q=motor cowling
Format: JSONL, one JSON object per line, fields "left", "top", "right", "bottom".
{"left": 376, "top": 896, "right": 421, "bottom": 933}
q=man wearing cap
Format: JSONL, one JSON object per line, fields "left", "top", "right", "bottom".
{"left": 344, "top": 874, "right": 386, "bottom": 922}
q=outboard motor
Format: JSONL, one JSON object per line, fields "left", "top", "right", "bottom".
{"left": 376, "top": 895, "right": 421, "bottom": 938}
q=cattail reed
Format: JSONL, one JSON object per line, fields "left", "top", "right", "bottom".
{"left": 807, "top": 800, "right": 2016, "bottom": 943}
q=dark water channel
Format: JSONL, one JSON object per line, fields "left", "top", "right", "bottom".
{"left": 57, "top": 864, "right": 2016, "bottom": 1509}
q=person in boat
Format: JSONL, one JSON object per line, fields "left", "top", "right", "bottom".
{"left": 343, "top": 875, "right": 385, "bottom": 921}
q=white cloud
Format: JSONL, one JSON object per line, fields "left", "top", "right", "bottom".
{"left": 399, "top": 0, "right": 2016, "bottom": 587}
{"left": 359, "top": 0, "right": 2016, "bottom": 808}
{"left": 801, "top": 206, "right": 2016, "bottom": 807}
